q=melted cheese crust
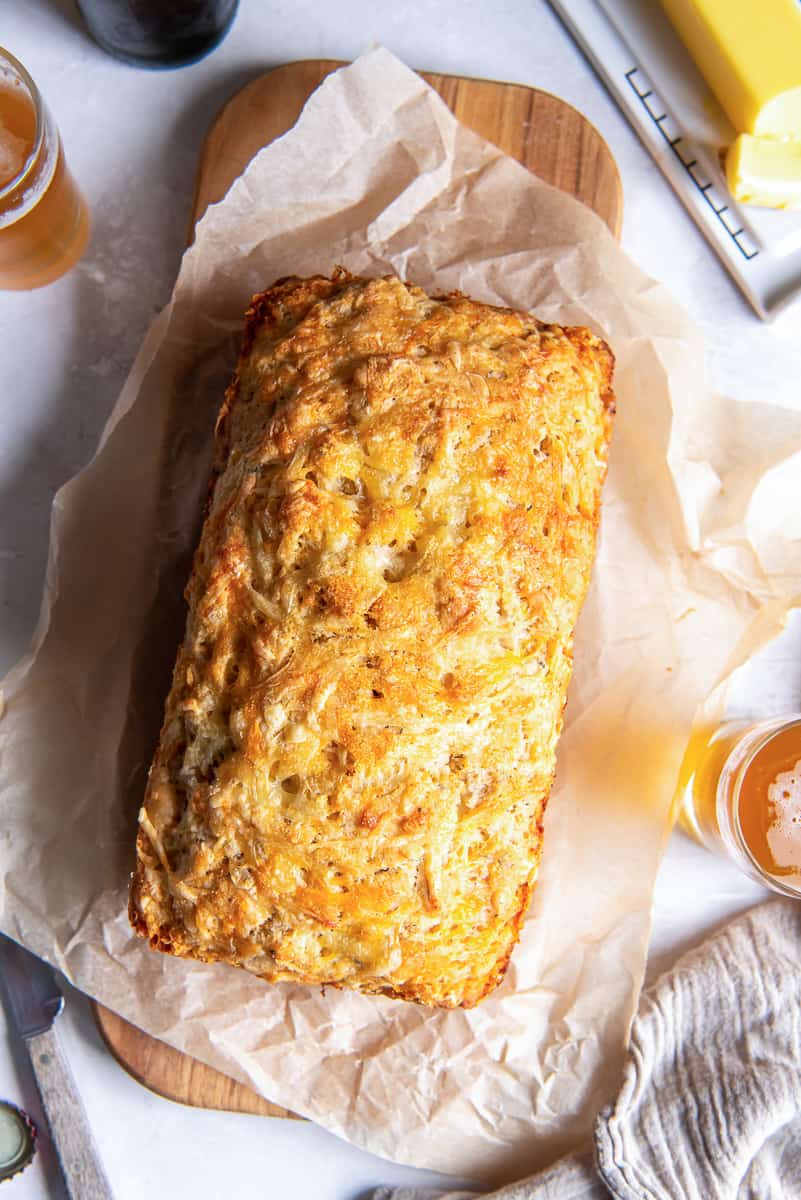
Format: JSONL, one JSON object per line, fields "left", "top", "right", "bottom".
{"left": 130, "top": 272, "right": 614, "bottom": 1008}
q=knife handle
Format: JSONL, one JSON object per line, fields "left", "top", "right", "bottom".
{"left": 27, "top": 1026, "right": 113, "bottom": 1200}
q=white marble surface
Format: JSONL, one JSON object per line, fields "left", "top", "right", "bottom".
{"left": 1, "top": 1, "right": 800, "bottom": 1196}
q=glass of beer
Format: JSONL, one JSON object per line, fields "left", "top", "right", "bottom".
{"left": 0, "top": 47, "right": 90, "bottom": 290}
{"left": 75, "top": 0, "right": 239, "bottom": 68}
{"left": 678, "top": 715, "right": 801, "bottom": 897}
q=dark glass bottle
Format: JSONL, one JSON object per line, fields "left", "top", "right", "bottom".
{"left": 75, "top": 0, "right": 239, "bottom": 69}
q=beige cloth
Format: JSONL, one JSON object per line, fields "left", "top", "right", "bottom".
{"left": 373, "top": 899, "right": 801, "bottom": 1200}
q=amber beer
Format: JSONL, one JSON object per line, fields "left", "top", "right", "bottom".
{"left": 678, "top": 716, "right": 801, "bottom": 897}
{"left": 0, "top": 48, "right": 89, "bottom": 290}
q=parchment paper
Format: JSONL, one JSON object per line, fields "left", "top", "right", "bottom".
{"left": 2, "top": 48, "right": 801, "bottom": 1182}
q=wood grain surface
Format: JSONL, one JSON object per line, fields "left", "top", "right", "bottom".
{"left": 94, "top": 1006, "right": 287, "bottom": 1117}
{"left": 191, "top": 60, "right": 622, "bottom": 233}
{"left": 94, "top": 58, "right": 622, "bottom": 1119}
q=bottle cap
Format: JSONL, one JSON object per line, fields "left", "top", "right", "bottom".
{"left": 0, "top": 1101, "right": 36, "bottom": 1182}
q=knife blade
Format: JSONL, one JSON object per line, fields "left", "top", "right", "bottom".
{"left": 0, "top": 936, "right": 113, "bottom": 1200}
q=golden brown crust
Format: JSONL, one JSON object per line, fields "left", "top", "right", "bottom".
{"left": 130, "top": 271, "right": 614, "bottom": 1008}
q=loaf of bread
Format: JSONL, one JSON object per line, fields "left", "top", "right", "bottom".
{"left": 130, "top": 271, "right": 614, "bottom": 1007}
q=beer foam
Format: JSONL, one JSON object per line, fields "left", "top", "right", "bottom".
{"left": 767, "top": 758, "right": 801, "bottom": 876}
{"left": 0, "top": 119, "right": 26, "bottom": 188}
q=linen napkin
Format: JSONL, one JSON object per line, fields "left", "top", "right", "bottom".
{"left": 372, "top": 898, "right": 801, "bottom": 1200}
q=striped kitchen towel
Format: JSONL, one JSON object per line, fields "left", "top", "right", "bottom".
{"left": 372, "top": 899, "right": 801, "bottom": 1200}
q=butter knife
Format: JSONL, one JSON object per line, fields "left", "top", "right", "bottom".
{"left": 0, "top": 935, "right": 113, "bottom": 1200}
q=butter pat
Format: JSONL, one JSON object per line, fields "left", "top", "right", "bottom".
{"left": 725, "top": 133, "right": 801, "bottom": 210}
{"left": 660, "top": 0, "right": 801, "bottom": 137}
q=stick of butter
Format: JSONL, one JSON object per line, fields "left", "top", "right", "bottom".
{"left": 726, "top": 133, "right": 801, "bottom": 210}
{"left": 660, "top": 0, "right": 801, "bottom": 137}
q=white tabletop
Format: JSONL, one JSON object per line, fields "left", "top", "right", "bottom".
{"left": 2, "top": 2, "right": 799, "bottom": 1197}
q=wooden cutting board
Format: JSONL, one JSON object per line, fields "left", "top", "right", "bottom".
{"left": 93, "top": 59, "right": 622, "bottom": 1119}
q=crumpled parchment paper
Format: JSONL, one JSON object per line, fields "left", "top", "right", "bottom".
{"left": 1, "top": 47, "right": 800, "bottom": 1183}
